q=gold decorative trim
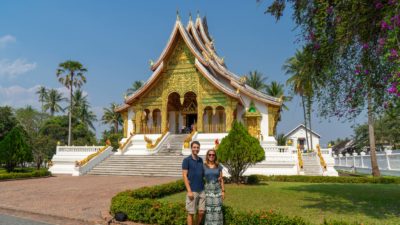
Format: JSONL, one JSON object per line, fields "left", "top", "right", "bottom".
{"left": 75, "top": 145, "right": 110, "bottom": 167}
{"left": 316, "top": 144, "right": 327, "bottom": 170}
{"left": 119, "top": 133, "right": 135, "bottom": 153}
{"left": 144, "top": 131, "right": 168, "bottom": 149}
{"left": 297, "top": 144, "right": 303, "bottom": 169}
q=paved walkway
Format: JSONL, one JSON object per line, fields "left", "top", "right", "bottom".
{"left": 0, "top": 175, "right": 177, "bottom": 224}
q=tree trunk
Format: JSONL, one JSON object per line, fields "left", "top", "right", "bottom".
{"left": 68, "top": 79, "right": 73, "bottom": 146}
{"left": 368, "top": 91, "right": 381, "bottom": 177}
{"left": 114, "top": 121, "right": 118, "bottom": 133}
{"left": 301, "top": 95, "right": 310, "bottom": 151}
{"left": 308, "top": 97, "right": 314, "bottom": 151}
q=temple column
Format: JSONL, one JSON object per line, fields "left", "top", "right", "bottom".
{"left": 161, "top": 100, "right": 168, "bottom": 133}
{"left": 226, "top": 100, "right": 237, "bottom": 132}
{"left": 122, "top": 112, "right": 128, "bottom": 138}
{"left": 197, "top": 101, "right": 203, "bottom": 132}
{"left": 135, "top": 110, "right": 142, "bottom": 134}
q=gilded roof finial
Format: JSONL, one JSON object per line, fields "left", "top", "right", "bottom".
{"left": 197, "top": 10, "right": 200, "bottom": 19}
{"left": 149, "top": 59, "right": 154, "bottom": 66}
{"left": 189, "top": 12, "right": 192, "bottom": 21}
{"left": 176, "top": 10, "right": 180, "bottom": 21}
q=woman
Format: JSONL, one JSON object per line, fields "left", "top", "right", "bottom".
{"left": 203, "top": 149, "right": 225, "bottom": 225}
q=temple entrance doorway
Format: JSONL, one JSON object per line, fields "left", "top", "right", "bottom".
{"left": 167, "top": 91, "right": 198, "bottom": 134}
{"left": 183, "top": 113, "right": 197, "bottom": 133}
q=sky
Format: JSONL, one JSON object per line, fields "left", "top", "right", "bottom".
{"left": 0, "top": 0, "right": 366, "bottom": 145}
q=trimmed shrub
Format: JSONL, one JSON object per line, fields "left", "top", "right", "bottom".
{"left": 0, "top": 169, "right": 50, "bottom": 181}
{"left": 246, "top": 175, "right": 260, "bottom": 185}
{"left": 255, "top": 175, "right": 400, "bottom": 184}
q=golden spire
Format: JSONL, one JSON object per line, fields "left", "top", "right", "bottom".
{"left": 189, "top": 12, "right": 192, "bottom": 21}
{"left": 197, "top": 10, "right": 200, "bottom": 19}
{"left": 176, "top": 10, "right": 180, "bottom": 21}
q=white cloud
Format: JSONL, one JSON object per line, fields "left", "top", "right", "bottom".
{"left": 0, "top": 58, "right": 37, "bottom": 78}
{"left": 0, "top": 35, "right": 16, "bottom": 48}
{"left": 0, "top": 85, "right": 42, "bottom": 109}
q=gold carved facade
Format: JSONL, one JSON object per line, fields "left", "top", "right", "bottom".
{"left": 127, "top": 36, "right": 237, "bottom": 134}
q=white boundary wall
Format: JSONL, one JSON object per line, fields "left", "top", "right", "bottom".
{"left": 334, "top": 150, "right": 400, "bottom": 176}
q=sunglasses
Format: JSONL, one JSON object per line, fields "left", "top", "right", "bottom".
{"left": 208, "top": 154, "right": 216, "bottom": 156}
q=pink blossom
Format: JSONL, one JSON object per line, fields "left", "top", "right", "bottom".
{"left": 378, "top": 38, "right": 385, "bottom": 46}
{"left": 375, "top": 2, "right": 384, "bottom": 9}
{"left": 381, "top": 20, "right": 389, "bottom": 30}
{"left": 327, "top": 6, "right": 333, "bottom": 14}
{"left": 362, "top": 43, "right": 369, "bottom": 50}
{"left": 388, "top": 86, "right": 397, "bottom": 94}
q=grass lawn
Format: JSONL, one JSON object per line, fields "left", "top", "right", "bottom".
{"left": 161, "top": 182, "right": 400, "bottom": 225}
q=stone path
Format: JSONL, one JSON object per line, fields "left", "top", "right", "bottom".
{"left": 0, "top": 214, "right": 52, "bottom": 225}
{"left": 0, "top": 175, "right": 177, "bottom": 224}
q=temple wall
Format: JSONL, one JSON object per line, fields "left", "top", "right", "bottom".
{"left": 241, "top": 95, "right": 269, "bottom": 139}
{"left": 128, "top": 107, "right": 135, "bottom": 135}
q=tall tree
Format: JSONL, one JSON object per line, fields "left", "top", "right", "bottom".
{"left": 245, "top": 70, "right": 268, "bottom": 91}
{"left": 101, "top": 103, "right": 122, "bottom": 133}
{"left": 283, "top": 49, "right": 314, "bottom": 150}
{"left": 43, "top": 89, "right": 65, "bottom": 116}
{"left": 56, "top": 60, "right": 87, "bottom": 146}
{"left": 15, "top": 106, "right": 49, "bottom": 169}
{"left": 36, "top": 86, "right": 48, "bottom": 114}
{"left": 263, "top": 0, "right": 398, "bottom": 176}
{"left": 126, "top": 80, "right": 144, "bottom": 96}
{"left": 265, "top": 81, "right": 293, "bottom": 110}
{"left": 71, "top": 89, "right": 97, "bottom": 130}
{"left": 0, "top": 106, "right": 17, "bottom": 142}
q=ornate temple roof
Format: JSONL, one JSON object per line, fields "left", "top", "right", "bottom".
{"left": 116, "top": 13, "right": 282, "bottom": 112}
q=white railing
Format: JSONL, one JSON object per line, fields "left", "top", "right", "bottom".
{"left": 335, "top": 150, "right": 400, "bottom": 173}
{"left": 73, "top": 146, "right": 114, "bottom": 176}
{"left": 56, "top": 146, "right": 102, "bottom": 154}
{"left": 263, "top": 146, "right": 292, "bottom": 153}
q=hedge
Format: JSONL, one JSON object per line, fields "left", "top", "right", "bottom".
{"left": 254, "top": 175, "right": 400, "bottom": 184}
{"left": 0, "top": 169, "right": 51, "bottom": 181}
{"left": 111, "top": 179, "right": 355, "bottom": 225}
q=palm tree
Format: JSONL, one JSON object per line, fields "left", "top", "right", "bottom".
{"left": 43, "top": 89, "right": 65, "bottom": 116}
{"left": 56, "top": 60, "right": 87, "bottom": 146}
{"left": 283, "top": 49, "right": 315, "bottom": 150}
{"left": 36, "top": 86, "right": 48, "bottom": 113}
{"left": 72, "top": 89, "right": 97, "bottom": 130}
{"left": 126, "top": 80, "right": 144, "bottom": 96}
{"left": 265, "top": 81, "right": 293, "bottom": 111}
{"left": 102, "top": 103, "right": 122, "bottom": 133}
{"left": 245, "top": 70, "right": 268, "bottom": 91}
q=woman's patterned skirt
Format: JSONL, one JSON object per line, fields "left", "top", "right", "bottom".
{"left": 204, "top": 180, "right": 223, "bottom": 225}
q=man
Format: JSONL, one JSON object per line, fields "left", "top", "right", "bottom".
{"left": 182, "top": 141, "right": 205, "bottom": 225}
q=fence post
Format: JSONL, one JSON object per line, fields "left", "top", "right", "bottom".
{"left": 345, "top": 153, "right": 350, "bottom": 166}
{"left": 385, "top": 150, "right": 392, "bottom": 170}
{"left": 360, "top": 152, "right": 365, "bottom": 168}
{"left": 353, "top": 152, "right": 358, "bottom": 168}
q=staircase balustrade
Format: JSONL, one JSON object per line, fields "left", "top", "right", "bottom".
{"left": 316, "top": 144, "right": 327, "bottom": 170}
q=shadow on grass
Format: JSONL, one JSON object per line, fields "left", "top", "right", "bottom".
{"left": 283, "top": 183, "right": 400, "bottom": 220}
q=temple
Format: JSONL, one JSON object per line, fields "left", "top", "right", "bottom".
{"left": 49, "top": 14, "right": 337, "bottom": 177}
{"left": 115, "top": 13, "right": 282, "bottom": 154}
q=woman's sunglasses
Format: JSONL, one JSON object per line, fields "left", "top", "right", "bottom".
{"left": 208, "top": 154, "right": 216, "bottom": 156}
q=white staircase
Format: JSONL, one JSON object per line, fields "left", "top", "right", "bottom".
{"left": 158, "top": 134, "right": 187, "bottom": 155}
{"left": 87, "top": 134, "right": 187, "bottom": 177}
{"left": 302, "top": 153, "right": 323, "bottom": 176}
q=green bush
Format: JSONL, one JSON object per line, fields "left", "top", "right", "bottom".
{"left": 110, "top": 179, "right": 312, "bottom": 225}
{"left": 246, "top": 175, "right": 260, "bottom": 185}
{"left": 218, "top": 121, "right": 265, "bottom": 184}
{"left": 255, "top": 175, "right": 400, "bottom": 184}
{"left": 0, "top": 169, "right": 50, "bottom": 180}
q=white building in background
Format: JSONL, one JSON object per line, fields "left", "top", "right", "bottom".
{"left": 284, "top": 124, "right": 321, "bottom": 151}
